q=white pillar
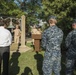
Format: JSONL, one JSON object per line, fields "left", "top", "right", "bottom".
{"left": 21, "top": 15, "right": 26, "bottom": 46}
{"left": 19, "top": 15, "right": 30, "bottom": 51}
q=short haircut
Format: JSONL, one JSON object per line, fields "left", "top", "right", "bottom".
{"left": 49, "top": 19, "right": 57, "bottom": 24}
{"left": 0, "top": 20, "right": 4, "bottom": 26}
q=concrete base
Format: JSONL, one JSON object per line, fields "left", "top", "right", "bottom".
{"left": 19, "top": 45, "right": 31, "bottom": 52}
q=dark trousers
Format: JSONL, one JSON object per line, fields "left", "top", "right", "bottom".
{"left": 0, "top": 46, "right": 10, "bottom": 75}
{"left": 66, "top": 58, "right": 76, "bottom": 75}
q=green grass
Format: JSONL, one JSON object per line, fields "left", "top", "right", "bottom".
{"left": 9, "top": 50, "right": 44, "bottom": 75}
{"left": 7, "top": 43, "right": 76, "bottom": 75}
{"left": 9, "top": 42, "right": 44, "bottom": 75}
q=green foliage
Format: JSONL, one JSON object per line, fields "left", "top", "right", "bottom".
{"left": 1, "top": 0, "right": 76, "bottom": 34}
{"left": 42, "top": 0, "right": 74, "bottom": 18}
{"left": 42, "top": 0, "right": 76, "bottom": 34}
{"left": 0, "top": 0, "right": 25, "bottom": 17}
{"left": 19, "top": 0, "right": 42, "bottom": 25}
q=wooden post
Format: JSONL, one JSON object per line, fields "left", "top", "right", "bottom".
{"left": 32, "top": 34, "right": 41, "bottom": 52}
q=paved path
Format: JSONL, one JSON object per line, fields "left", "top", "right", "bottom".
{"left": 10, "top": 42, "right": 31, "bottom": 53}
{"left": 10, "top": 38, "right": 32, "bottom": 53}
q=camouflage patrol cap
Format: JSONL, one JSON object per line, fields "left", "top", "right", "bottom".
{"left": 48, "top": 15, "right": 57, "bottom": 20}
{"left": 72, "top": 19, "right": 76, "bottom": 25}
{"left": 72, "top": 19, "right": 76, "bottom": 24}
{"left": 48, "top": 15, "right": 57, "bottom": 24}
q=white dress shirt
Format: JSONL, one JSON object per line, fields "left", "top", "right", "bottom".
{"left": 0, "top": 26, "right": 12, "bottom": 47}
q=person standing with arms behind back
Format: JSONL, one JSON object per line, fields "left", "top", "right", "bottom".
{"left": 65, "top": 19, "right": 76, "bottom": 75}
{"left": 0, "top": 20, "right": 12, "bottom": 75}
{"left": 13, "top": 24, "right": 21, "bottom": 44}
{"left": 41, "top": 16, "right": 63, "bottom": 75}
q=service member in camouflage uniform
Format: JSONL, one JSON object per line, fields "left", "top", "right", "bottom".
{"left": 65, "top": 19, "right": 76, "bottom": 75}
{"left": 41, "top": 16, "right": 63, "bottom": 75}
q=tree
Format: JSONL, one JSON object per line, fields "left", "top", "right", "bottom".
{"left": 42, "top": 0, "right": 76, "bottom": 33}
{"left": 17, "top": 0, "right": 42, "bottom": 25}
{"left": 41, "top": 0, "right": 76, "bottom": 50}
{"left": 13, "top": 0, "right": 42, "bottom": 35}
{"left": 0, "top": 0, "right": 25, "bottom": 18}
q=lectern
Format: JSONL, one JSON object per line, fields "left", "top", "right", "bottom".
{"left": 32, "top": 34, "right": 42, "bottom": 52}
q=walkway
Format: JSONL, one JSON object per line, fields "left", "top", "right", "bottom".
{"left": 10, "top": 38, "right": 32, "bottom": 53}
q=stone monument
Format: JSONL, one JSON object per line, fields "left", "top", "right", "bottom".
{"left": 19, "top": 15, "right": 30, "bottom": 52}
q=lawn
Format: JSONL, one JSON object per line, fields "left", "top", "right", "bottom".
{"left": 9, "top": 43, "right": 44, "bottom": 75}
{"left": 8, "top": 43, "right": 76, "bottom": 75}
{"left": 9, "top": 50, "right": 44, "bottom": 75}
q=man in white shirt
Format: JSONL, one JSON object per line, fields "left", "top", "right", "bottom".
{"left": 0, "top": 20, "right": 12, "bottom": 75}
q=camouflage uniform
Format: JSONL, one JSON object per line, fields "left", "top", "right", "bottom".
{"left": 41, "top": 25, "right": 63, "bottom": 75}
{"left": 65, "top": 29, "right": 76, "bottom": 75}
